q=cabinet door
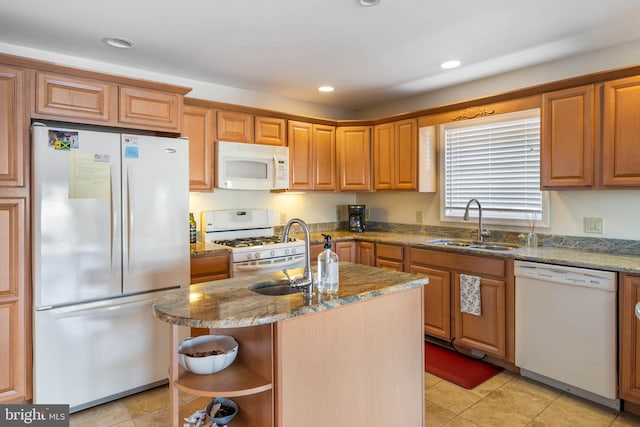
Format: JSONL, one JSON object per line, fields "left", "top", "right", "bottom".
{"left": 602, "top": 76, "right": 640, "bottom": 187}
{"left": 541, "top": 85, "right": 594, "bottom": 188}
{"left": 0, "top": 65, "right": 25, "bottom": 188}
{"left": 34, "top": 71, "right": 117, "bottom": 124}
{"left": 409, "top": 265, "right": 451, "bottom": 341}
{"left": 337, "top": 126, "right": 371, "bottom": 191}
{"left": 373, "top": 122, "right": 394, "bottom": 190}
{"left": 288, "top": 121, "right": 314, "bottom": 190}
{"left": 394, "top": 119, "right": 417, "bottom": 190}
{"left": 313, "top": 124, "right": 337, "bottom": 191}
{"left": 620, "top": 274, "right": 640, "bottom": 403}
{"left": 356, "top": 241, "right": 375, "bottom": 266}
{"left": 309, "top": 243, "right": 324, "bottom": 267}
{"left": 255, "top": 116, "right": 286, "bottom": 146}
{"left": 217, "top": 110, "right": 253, "bottom": 142}
{"left": 453, "top": 273, "right": 506, "bottom": 358}
{"left": 334, "top": 241, "right": 355, "bottom": 263}
{"left": 119, "top": 86, "right": 182, "bottom": 132}
{"left": 183, "top": 105, "right": 215, "bottom": 192}
{"left": 0, "top": 198, "right": 29, "bottom": 403}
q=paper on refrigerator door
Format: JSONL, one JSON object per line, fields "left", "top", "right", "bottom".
{"left": 68, "top": 152, "right": 111, "bottom": 199}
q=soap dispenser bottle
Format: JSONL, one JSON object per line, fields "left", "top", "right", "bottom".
{"left": 317, "top": 234, "right": 339, "bottom": 295}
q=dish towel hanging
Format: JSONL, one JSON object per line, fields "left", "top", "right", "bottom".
{"left": 460, "top": 274, "right": 481, "bottom": 316}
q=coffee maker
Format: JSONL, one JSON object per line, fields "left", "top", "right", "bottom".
{"left": 348, "top": 205, "right": 366, "bottom": 232}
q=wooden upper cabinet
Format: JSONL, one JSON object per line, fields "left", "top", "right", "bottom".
{"left": 373, "top": 119, "right": 417, "bottom": 190}
{"left": 118, "top": 86, "right": 182, "bottom": 132}
{"left": 373, "top": 122, "right": 394, "bottom": 190}
{"left": 541, "top": 85, "right": 595, "bottom": 188}
{"left": 34, "top": 71, "right": 185, "bottom": 132}
{"left": 34, "top": 71, "right": 117, "bottom": 124}
{"left": 394, "top": 119, "right": 418, "bottom": 190}
{"left": 216, "top": 110, "right": 253, "bottom": 143}
{"left": 288, "top": 121, "right": 336, "bottom": 191}
{"left": 313, "top": 124, "right": 336, "bottom": 191}
{"left": 602, "top": 75, "right": 640, "bottom": 187}
{"left": 255, "top": 116, "right": 286, "bottom": 146}
{"left": 337, "top": 126, "right": 371, "bottom": 191}
{"left": 183, "top": 105, "right": 215, "bottom": 192}
{"left": 0, "top": 65, "right": 26, "bottom": 188}
{"left": 288, "top": 121, "right": 314, "bottom": 190}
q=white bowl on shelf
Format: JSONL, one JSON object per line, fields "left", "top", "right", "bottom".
{"left": 178, "top": 335, "right": 238, "bottom": 375}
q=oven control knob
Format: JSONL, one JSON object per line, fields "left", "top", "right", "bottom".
{"left": 291, "top": 248, "right": 296, "bottom": 254}
{"left": 270, "top": 250, "right": 275, "bottom": 257}
{"left": 255, "top": 252, "right": 261, "bottom": 259}
{"left": 246, "top": 253, "right": 252, "bottom": 260}
{"left": 284, "top": 248, "right": 290, "bottom": 255}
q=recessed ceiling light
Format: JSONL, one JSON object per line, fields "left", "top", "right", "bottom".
{"left": 318, "top": 86, "right": 335, "bottom": 93}
{"left": 358, "top": 0, "right": 380, "bottom": 6}
{"left": 441, "top": 60, "right": 461, "bottom": 69}
{"left": 102, "top": 37, "right": 134, "bottom": 49}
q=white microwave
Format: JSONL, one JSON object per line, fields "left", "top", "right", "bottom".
{"left": 216, "top": 141, "right": 289, "bottom": 190}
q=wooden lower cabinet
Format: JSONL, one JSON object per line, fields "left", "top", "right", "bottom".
{"left": 375, "top": 243, "right": 404, "bottom": 271}
{"left": 334, "top": 240, "right": 355, "bottom": 262}
{"left": 0, "top": 198, "right": 30, "bottom": 403}
{"left": 409, "top": 264, "right": 451, "bottom": 341}
{"left": 408, "top": 247, "right": 512, "bottom": 360}
{"left": 356, "top": 241, "right": 375, "bottom": 266}
{"left": 190, "top": 252, "right": 230, "bottom": 284}
{"left": 620, "top": 274, "right": 640, "bottom": 405}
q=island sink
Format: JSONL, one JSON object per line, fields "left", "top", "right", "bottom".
{"left": 250, "top": 279, "right": 304, "bottom": 296}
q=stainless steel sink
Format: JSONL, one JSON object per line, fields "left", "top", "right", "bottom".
{"left": 250, "top": 279, "right": 303, "bottom": 296}
{"left": 427, "top": 239, "right": 519, "bottom": 251}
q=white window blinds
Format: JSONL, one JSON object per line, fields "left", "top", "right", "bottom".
{"left": 441, "top": 109, "right": 544, "bottom": 223}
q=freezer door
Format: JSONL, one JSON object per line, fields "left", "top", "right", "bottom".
{"left": 32, "top": 124, "right": 122, "bottom": 307}
{"left": 121, "top": 134, "right": 190, "bottom": 294}
{"left": 33, "top": 292, "right": 173, "bottom": 411}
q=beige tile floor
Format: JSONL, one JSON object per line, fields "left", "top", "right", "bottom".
{"left": 69, "top": 372, "right": 640, "bottom": 426}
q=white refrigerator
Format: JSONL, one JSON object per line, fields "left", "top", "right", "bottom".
{"left": 31, "top": 123, "right": 190, "bottom": 412}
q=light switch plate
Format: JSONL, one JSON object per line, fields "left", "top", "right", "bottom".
{"left": 280, "top": 212, "right": 287, "bottom": 224}
{"left": 584, "top": 217, "right": 604, "bottom": 234}
{"left": 416, "top": 210, "right": 423, "bottom": 224}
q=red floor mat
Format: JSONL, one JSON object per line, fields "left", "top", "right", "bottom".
{"left": 425, "top": 342, "right": 502, "bottom": 389}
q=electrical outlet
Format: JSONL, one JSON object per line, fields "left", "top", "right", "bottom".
{"left": 416, "top": 210, "right": 423, "bottom": 224}
{"left": 280, "top": 212, "right": 287, "bottom": 224}
{"left": 584, "top": 217, "right": 604, "bottom": 234}
{"left": 365, "top": 208, "right": 371, "bottom": 221}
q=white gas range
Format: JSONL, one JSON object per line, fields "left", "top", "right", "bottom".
{"left": 201, "top": 209, "right": 306, "bottom": 277}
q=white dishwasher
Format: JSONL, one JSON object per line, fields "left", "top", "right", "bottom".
{"left": 514, "top": 260, "right": 619, "bottom": 410}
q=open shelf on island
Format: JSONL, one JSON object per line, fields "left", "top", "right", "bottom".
{"left": 175, "top": 363, "right": 272, "bottom": 397}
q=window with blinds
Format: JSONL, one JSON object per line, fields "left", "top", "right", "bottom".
{"left": 440, "top": 109, "right": 548, "bottom": 225}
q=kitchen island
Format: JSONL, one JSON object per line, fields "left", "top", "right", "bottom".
{"left": 153, "top": 262, "right": 428, "bottom": 427}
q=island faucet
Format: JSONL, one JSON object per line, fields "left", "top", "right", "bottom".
{"left": 282, "top": 218, "right": 313, "bottom": 299}
{"left": 463, "top": 198, "right": 491, "bottom": 243}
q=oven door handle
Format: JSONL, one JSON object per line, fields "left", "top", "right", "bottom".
{"left": 234, "top": 256, "right": 305, "bottom": 272}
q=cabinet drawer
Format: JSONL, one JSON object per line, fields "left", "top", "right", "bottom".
{"left": 376, "top": 243, "right": 403, "bottom": 261}
{"left": 190, "top": 253, "right": 230, "bottom": 283}
{"left": 408, "top": 248, "right": 506, "bottom": 278}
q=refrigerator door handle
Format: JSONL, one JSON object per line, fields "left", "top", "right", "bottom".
{"left": 110, "top": 164, "right": 117, "bottom": 276}
{"left": 127, "top": 165, "right": 135, "bottom": 273}
{"left": 52, "top": 299, "right": 153, "bottom": 319}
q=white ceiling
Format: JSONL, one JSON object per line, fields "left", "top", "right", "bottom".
{"left": 1, "top": 0, "right": 640, "bottom": 110}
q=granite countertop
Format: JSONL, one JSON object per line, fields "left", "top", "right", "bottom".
{"left": 189, "top": 230, "right": 640, "bottom": 274}
{"left": 153, "top": 262, "right": 427, "bottom": 328}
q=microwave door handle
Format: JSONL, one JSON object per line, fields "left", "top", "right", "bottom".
{"left": 273, "top": 154, "right": 278, "bottom": 187}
